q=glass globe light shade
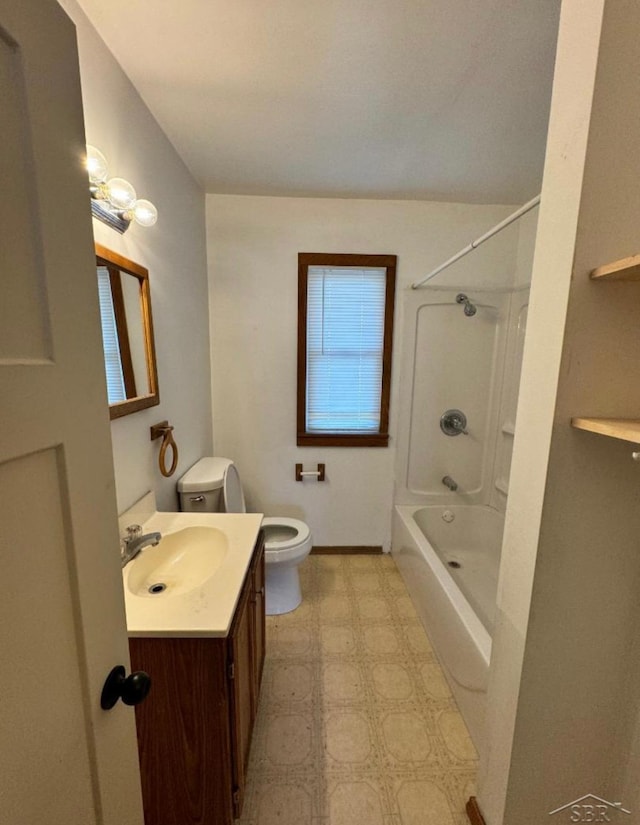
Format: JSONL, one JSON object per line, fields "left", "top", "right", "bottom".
{"left": 106, "top": 177, "right": 137, "bottom": 210}
{"left": 86, "top": 145, "right": 108, "bottom": 183}
{"left": 132, "top": 199, "right": 158, "bottom": 227}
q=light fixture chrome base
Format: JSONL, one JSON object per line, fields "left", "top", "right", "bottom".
{"left": 91, "top": 198, "right": 130, "bottom": 234}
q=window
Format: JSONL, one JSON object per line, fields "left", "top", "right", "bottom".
{"left": 97, "top": 265, "right": 127, "bottom": 404}
{"left": 297, "top": 253, "right": 397, "bottom": 447}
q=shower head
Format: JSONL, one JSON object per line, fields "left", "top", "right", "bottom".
{"left": 456, "top": 293, "right": 477, "bottom": 317}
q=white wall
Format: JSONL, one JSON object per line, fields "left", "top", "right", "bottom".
{"left": 480, "top": 1, "right": 640, "bottom": 821}
{"left": 206, "top": 195, "right": 517, "bottom": 548}
{"left": 58, "top": 0, "right": 212, "bottom": 513}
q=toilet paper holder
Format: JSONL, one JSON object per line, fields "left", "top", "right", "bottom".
{"left": 295, "top": 463, "right": 325, "bottom": 482}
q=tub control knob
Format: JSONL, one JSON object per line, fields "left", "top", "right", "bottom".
{"left": 440, "top": 409, "right": 468, "bottom": 436}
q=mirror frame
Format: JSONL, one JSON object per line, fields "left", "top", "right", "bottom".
{"left": 95, "top": 243, "right": 160, "bottom": 419}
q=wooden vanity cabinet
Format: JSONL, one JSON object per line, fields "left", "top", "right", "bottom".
{"left": 129, "top": 532, "right": 266, "bottom": 825}
{"left": 250, "top": 539, "right": 266, "bottom": 709}
{"left": 228, "top": 534, "right": 266, "bottom": 816}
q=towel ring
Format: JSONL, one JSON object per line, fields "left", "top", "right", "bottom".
{"left": 150, "top": 420, "right": 179, "bottom": 478}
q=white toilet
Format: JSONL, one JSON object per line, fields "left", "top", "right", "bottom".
{"left": 177, "top": 457, "right": 312, "bottom": 615}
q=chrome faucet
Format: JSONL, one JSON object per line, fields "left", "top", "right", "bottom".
{"left": 442, "top": 476, "right": 458, "bottom": 492}
{"left": 120, "top": 524, "right": 162, "bottom": 567}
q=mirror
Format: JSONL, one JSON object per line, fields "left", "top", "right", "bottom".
{"left": 95, "top": 244, "right": 159, "bottom": 419}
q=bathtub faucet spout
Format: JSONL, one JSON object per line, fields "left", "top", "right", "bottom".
{"left": 442, "top": 476, "right": 458, "bottom": 492}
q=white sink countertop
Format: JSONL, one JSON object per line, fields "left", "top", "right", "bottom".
{"left": 120, "top": 493, "right": 263, "bottom": 638}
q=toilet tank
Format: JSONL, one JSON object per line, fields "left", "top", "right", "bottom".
{"left": 177, "top": 457, "right": 233, "bottom": 513}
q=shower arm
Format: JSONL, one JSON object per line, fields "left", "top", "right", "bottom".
{"left": 411, "top": 194, "right": 541, "bottom": 289}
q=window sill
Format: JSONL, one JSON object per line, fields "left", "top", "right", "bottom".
{"left": 297, "top": 433, "right": 389, "bottom": 447}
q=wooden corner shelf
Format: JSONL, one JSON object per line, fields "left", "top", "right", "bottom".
{"left": 571, "top": 417, "right": 640, "bottom": 444}
{"left": 590, "top": 254, "right": 640, "bottom": 281}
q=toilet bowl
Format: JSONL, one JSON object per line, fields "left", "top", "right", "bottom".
{"left": 177, "top": 457, "right": 312, "bottom": 615}
{"left": 261, "top": 516, "right": 312, "bottom": 614}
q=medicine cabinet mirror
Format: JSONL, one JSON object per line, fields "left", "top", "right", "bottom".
{"left": 95, "top": 244, "right": 159, "bottom": 419}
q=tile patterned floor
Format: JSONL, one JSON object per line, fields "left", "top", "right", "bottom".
{"left": 238, "top": 554, "right": 477, "bottom": 825}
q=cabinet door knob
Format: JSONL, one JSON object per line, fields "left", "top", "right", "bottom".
{"left": 101, "top": 665, "right": 151, "bottom": 710}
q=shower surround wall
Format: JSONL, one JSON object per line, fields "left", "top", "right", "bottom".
{"left": 491, "top": 208, "right": 537, "bottom": 514}
{"left": 394, "top": 285, "right": 529, "bottom": 509}
{"left": 394, "top": 210, "right": 536, "bottom": 512}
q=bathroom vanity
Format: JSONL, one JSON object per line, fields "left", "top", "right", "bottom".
{"left": 120, "top": 497, "right": 265, "bottom": 825}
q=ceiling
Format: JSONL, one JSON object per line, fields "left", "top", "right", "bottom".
{"left": 76, "top": 0, "right": 560, "bottom": 203}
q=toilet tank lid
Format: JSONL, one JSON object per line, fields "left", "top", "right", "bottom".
{"left": 177, "top": 457, "right": 233, "bottom": 493}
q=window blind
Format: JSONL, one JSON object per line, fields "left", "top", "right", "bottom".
{"left": 97, "top": 266, "right": 126, "bottom": 404}
{"left": 306, "top": 266, "right": 386, "bottom": 433}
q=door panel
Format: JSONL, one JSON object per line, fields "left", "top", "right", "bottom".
{"left": 0, "top": 25, "right": 52, "bottom": 361}
{"left": 0, "top": 450, "right": 96, "bottom": 825}
{"left": 0, "top": 2, "right": 144, "bottom": 824}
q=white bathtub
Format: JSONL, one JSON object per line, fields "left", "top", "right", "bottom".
{"left": 392, "top": 504, "right": 504, "bottom": 748}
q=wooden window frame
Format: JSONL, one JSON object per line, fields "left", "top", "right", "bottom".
{"left": 297, "top": 252, "right": 397, "bottom": 447}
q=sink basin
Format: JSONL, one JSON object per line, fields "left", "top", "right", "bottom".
{"left": 126, "top": 526, "right": 228, "bottom": 597}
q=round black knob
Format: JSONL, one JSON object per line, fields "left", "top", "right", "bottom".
{"left": 101, "top": 665, "right": 151, "bottom": 710}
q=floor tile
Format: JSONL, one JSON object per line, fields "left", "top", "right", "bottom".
{"left": 238, "top": 554, "right": 477, "bottom": 824}
{"left": 370, "top": 662, "right": 418, "bottom": 702}
{"left": 321, "top": 661, "right": 365, "bottom": 704}
{"left": 324, "top": 777, "right": 389, "bottom": 823}
{"left": 320, "top": 623, "right": 357, "bottom": 656}
{"left": 395, "top": 778, "right": 456, "bottom": 825}
{"left": 264, "top": 712, "right": 314, "bottom": 767}
{"left": 323, "top": 710, "right": 375, "bottom": 766}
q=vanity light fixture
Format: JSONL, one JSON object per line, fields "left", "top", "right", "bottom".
{"left": 86, "top": 145, "right": 158, "bottom": 234}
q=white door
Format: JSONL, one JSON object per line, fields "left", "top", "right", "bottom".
{"left": 0, "top": 2, "right": 145, "bottom": 824}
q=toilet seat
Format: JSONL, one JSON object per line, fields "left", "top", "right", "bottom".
{"left": 222, "top": 462, "right": 246, "bottom": 513}
{"left": 220, "top": 461, "right": 312, "bottom": 565}
{"left": 178, "top": 457, "right": 313, "bottom": 615}
{"left": 262, "top": 517, "right": 312, "bottom": 564}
